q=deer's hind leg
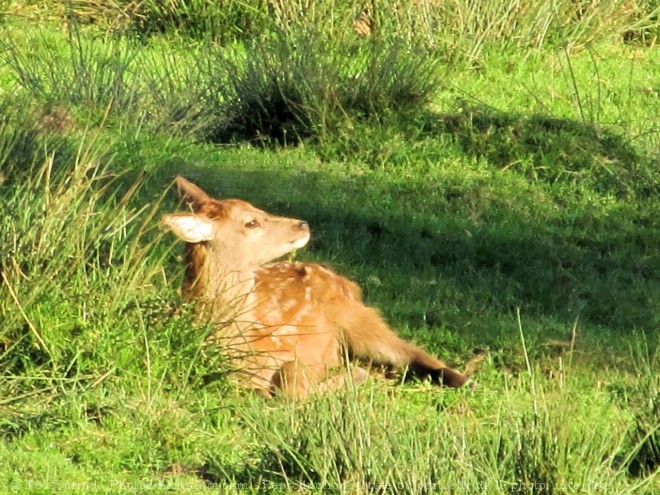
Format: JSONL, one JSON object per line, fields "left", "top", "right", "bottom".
{"left": 270, "top": 360, "right": 314, "bottom": 399}
{"left": 270, "top": 361, "right": 368, "bottom": 399}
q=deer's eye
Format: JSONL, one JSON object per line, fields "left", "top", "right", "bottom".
{"left": 245, "top": 219, "right": 260, "bottom": 229}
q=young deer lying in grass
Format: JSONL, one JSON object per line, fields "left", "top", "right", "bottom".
{"left": 162, "top": 176, "right": 471, "bottom": 398}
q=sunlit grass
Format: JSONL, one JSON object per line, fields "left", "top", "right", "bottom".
{"left": 0, "top": 3, "right": 658, "bottom": 493}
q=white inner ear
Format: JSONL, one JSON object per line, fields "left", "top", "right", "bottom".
{"left": 162, "top": 214, "right": 215, "bottom": 243}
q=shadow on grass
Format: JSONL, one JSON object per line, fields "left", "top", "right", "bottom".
{"left": 152, "top": 136, "right": 659, "bottom": 336}
{"left": 426, "top": 105, "right": 659, "bottom": 199}
{"left": 321, "top": 104, "right": 659, "bottom": 199}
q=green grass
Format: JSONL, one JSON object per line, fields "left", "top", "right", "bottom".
{"left": 0, "top": 3, "right": 659, "bottom": 494}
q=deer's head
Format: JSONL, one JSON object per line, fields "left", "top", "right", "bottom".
{"left": 162, "top": 176, "right": 310, "bottom": 268}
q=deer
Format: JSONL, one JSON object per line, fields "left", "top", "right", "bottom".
{"left": 162, "top": 176, "right": 472, "bottom": 399}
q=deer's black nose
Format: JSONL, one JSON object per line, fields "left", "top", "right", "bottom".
{"left": 297, "top": 221, "right": 309, "bottom": 231}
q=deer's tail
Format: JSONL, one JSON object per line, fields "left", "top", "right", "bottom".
{"left": 331, "top": 302, "right": 470, "bottom": 388}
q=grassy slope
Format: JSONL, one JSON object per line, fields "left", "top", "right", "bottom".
{"left": 0, "top": 18, "right": 658, "bottom": 495}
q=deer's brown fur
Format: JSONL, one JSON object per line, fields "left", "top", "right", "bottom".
{"left": 162, "top": 176, "right": 471, "bottom": 398}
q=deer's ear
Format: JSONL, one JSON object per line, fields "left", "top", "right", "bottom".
{"left": 162, "top": 213, "right": 215, "bottom": 243}
{"left": 174, "top": 176, "right": 213, "bottom": 208}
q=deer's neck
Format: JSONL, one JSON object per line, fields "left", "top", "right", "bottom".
{"left": 183, "top": 243, "right": 257, "bottom": 319}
